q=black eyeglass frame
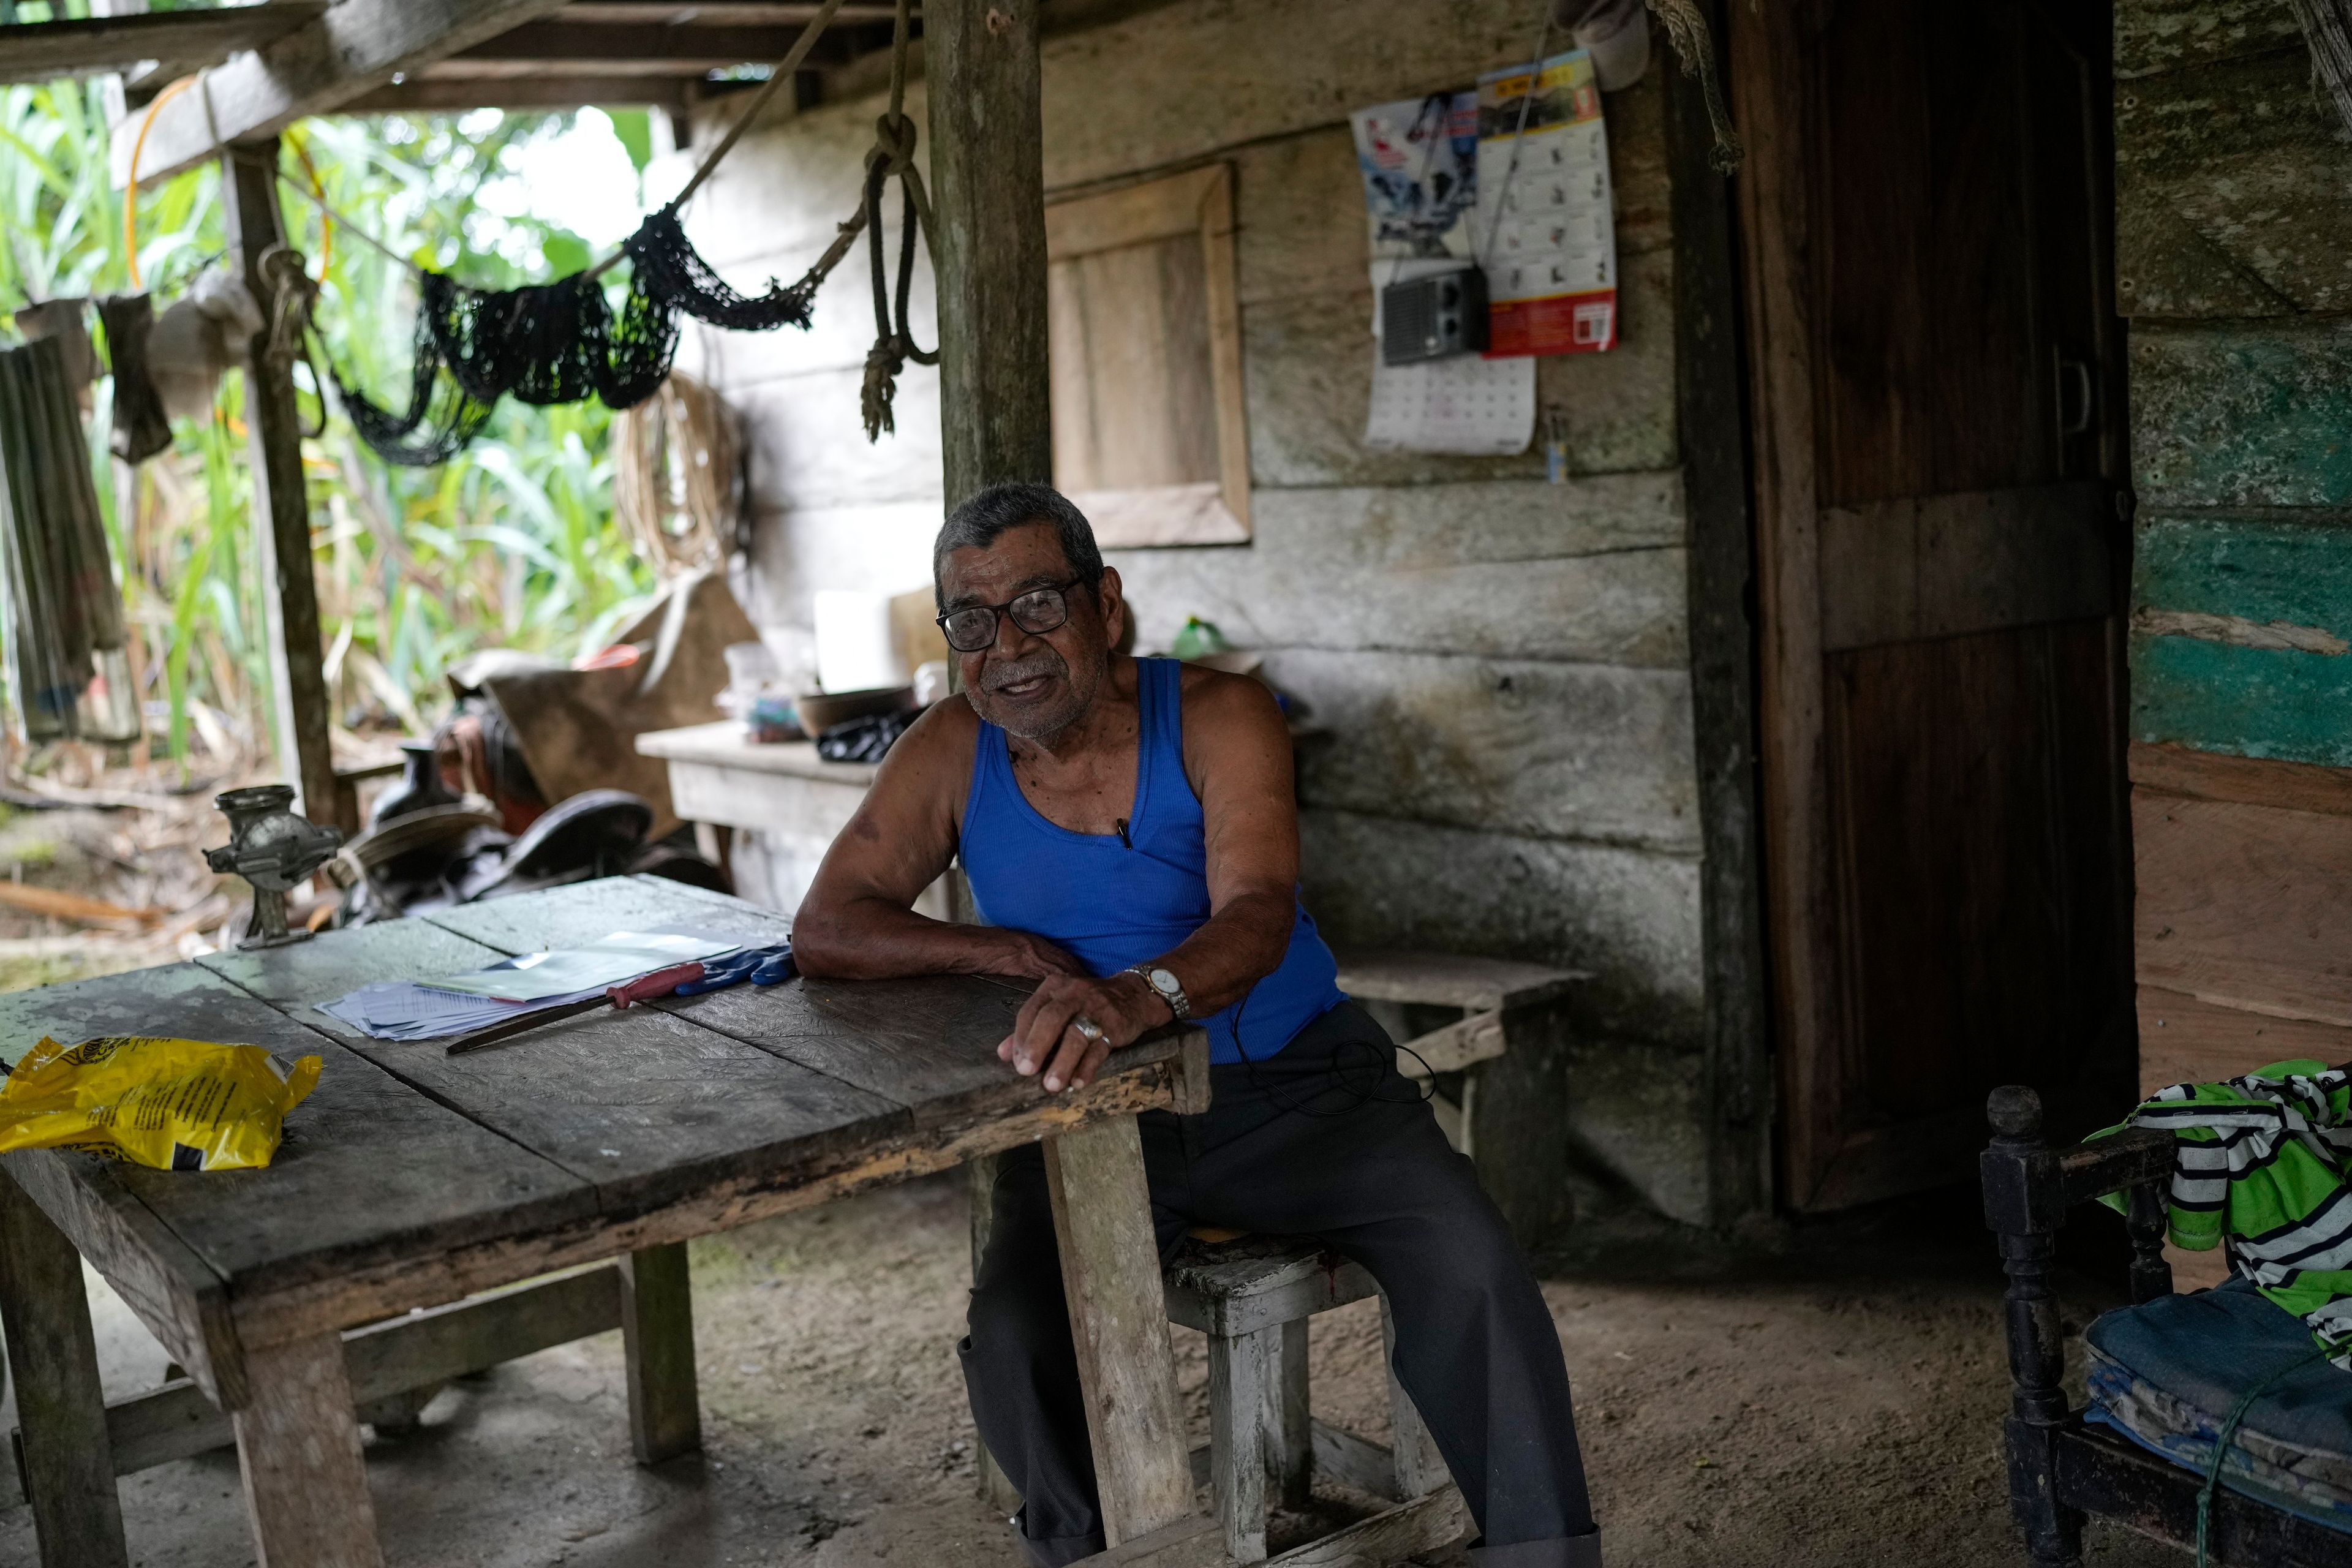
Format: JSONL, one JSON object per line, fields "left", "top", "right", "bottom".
{"left": 934, "top": 575, "right": 1095, "bottom": 654}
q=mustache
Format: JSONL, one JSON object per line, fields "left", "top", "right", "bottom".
{"left": 981, "top": 650, "right": 1066, "bottom": 692}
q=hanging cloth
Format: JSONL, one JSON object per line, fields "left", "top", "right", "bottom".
{"left": 94, "top": 294, "right": 173, "bottom": 464}
{"left": 0, "top": 337, "right": 140, "bottom": 744}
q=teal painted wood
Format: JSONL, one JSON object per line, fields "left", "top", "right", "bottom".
{"left": 2130, "top": 321, "right": 2352, "bottom": 507}
{"left": 2133, "top": 513, "right": 2352, "bottom": 635}
{"left": 2131, "top": 633, "right": 2352, "bottom": 765}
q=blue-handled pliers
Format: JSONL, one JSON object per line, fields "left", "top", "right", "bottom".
{"left": 671, "top": 941, "right": 795, "bottom": 995}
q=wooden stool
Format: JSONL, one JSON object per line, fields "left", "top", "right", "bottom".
{"left": 1333, "top": 949, "right": 1583, "bottom": 1158}
{"left": 1164, "top": 1231, "right": 1465, "bottom": 1565}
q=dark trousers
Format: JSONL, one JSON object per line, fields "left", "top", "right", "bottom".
{"left": 958, "top": 1003, "right": 1603, "bottom": 1567}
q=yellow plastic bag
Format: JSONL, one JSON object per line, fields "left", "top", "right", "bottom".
{"left": 0, "top": 1035, "right": 320, "bottom": 1171}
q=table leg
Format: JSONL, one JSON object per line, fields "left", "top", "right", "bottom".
{"left": 0, "top": 1167, "right": 129, "bottom": 1568}
{"left": 1041, "top": 1114, "right": 1196, "bottom": 1547}
{"left": 967, "top": 1152, "right": 1024, "bottom": 1516}
{"left": 620, "top": 1242, "right": 701, "bottom": 1464}
{"left": 232, "top": 1330, "right": 383, "bottom": 1568}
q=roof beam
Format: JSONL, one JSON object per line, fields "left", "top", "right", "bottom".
{"left": 108, "top": 0, "right": 578, "bottom": 188}
{"left": 450, "top": 21, "right": 829, "bottom": 67}
{"left": 558, "top": 2, "right": 906, "bottom": 19}
{"left": 0, "top": 6, "right": 328, "bottom": 86}
{"left": 336, "top": 75, "right": 696, "bottom": 112}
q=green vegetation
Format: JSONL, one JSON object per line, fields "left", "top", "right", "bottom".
{"left": 0, "top": 69, "right": 662, "bottom": 766}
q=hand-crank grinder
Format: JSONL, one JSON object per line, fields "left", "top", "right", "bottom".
{"left": 205, "top": 785, "right": 345, "bottom": 949}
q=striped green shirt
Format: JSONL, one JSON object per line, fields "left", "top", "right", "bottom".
{"left": 2093, "top": 1060, "right": 2352, "bottom": 1371}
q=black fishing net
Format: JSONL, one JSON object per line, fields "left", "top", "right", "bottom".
{"left": 330, "top": 203, "right": 832, "bottom": 467}
{"left": 626, "top": 206, "right": 824, "bottom": 332}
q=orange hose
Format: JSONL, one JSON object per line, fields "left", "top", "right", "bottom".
{"left": 124, "top": 75, "right": 202, "bottom": 290}
{"left": 283, "top": 128, "right": 333, "bottom": 279}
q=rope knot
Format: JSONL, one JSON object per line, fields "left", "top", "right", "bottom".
{"left": 868, "top": 112, "right": 919, "bottom": 179}
{"left": 861, "top": 336, "right": 908, "bottom": 440}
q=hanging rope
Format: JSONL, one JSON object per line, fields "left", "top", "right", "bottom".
{"left": 254, "top": 243, "right": 328, "bottom": 439}
{"left": 2288, "top": 0, "right": 2352, "bottom": 132}
{"left": 858, "top": 0, "right": 938, "bottom": 440}
{"left": 1646, "top": 0, "right": 1744, "bottom": 174}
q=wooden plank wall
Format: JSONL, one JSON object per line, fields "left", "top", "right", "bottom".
{"left": 2119, "top": 0, "right": 2352, "bottom": 1105}
{"left": 666, "top": 0, "right": 1714, "bottom": 1224}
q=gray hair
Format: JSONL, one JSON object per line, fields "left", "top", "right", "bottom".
{"left": 932, "top": 483, "right": 1103, "bottom": 608}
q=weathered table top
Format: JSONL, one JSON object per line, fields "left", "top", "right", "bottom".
{"left": 0, "top": 875, "right": 1202, "bottom": 1411}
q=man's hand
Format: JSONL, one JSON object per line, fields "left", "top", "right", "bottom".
{"left": 999, "top": 971, "right": 1174, "bottom": 1093}
{"left": 975, "top": 930, "right": 1091, "bottom": 982}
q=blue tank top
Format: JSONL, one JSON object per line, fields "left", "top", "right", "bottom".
{"left": 959, "top": 657, "right": 1343, "bottom": 1065}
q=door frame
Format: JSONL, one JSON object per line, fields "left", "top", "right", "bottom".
{"left": 1725, "top": 0, "right": 1843, "bottom": 1211}
{"left": 1667, "top": 0, "right": 1776, "bottom": 1230}
{"left": 1724, "top": 0, "right": 2137, "bottom": 1212}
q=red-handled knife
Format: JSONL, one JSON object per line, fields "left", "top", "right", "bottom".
{"left": 442, "top": 959, "right": 712, "bottom": 1056}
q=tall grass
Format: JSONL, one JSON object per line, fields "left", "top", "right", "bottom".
{"left": 0, "top": 73, "right": 660, "bottom": 772}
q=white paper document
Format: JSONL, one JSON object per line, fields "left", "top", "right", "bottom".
{"left": 421, "top": 930, "right": 737, "bottom": 1003}
{"left": 318, "top": 927, "right": 746, "bottom": 1041}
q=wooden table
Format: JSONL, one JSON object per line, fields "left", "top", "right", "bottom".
{"left": 0, "top": 875, "right": 1218, "bottom": 1568}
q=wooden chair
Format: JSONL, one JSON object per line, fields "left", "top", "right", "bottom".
{"left": 1165, "top": 1231, "right": 1464, "bottom": 1564}
{"left": 1981, "top": 1084, "right": 2352, "bottom": 1567}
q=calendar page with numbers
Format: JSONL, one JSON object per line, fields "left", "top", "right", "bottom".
{"left": 1476, "top": 48, "right": 1618, "bottom": 356}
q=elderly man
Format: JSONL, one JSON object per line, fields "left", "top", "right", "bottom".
{"left": 794, "top": 483, "right": 1602, "bottom": 1568}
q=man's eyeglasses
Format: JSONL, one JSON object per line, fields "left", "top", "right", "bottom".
{"left": 936, "top": 578, "right": 1089, "bottom": 654}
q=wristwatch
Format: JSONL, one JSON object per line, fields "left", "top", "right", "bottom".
{"left": 1125, "top": 963, "right": 1192, "bottom": 1021}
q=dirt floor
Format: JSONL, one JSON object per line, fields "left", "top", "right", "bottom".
{"left": 0, "top": 1171, "right": 2194, "bottom": 1568}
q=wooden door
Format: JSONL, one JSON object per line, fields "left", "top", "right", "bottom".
{"left": 1732, "top": 0, "right": 2137, "bottom": 1210}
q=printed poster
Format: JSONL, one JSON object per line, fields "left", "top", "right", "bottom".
{"left": 1476, "top": 48, "right": 1618, "bottom": 356}
{"left": 1350, "top": 91, "right": 1481, "bottom": 261}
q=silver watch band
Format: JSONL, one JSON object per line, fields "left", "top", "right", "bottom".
{"left": 1125, "top": 963, "right": 1191, "bottom": 1021}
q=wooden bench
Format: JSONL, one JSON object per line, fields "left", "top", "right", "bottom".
{"left": 1331, "top": 949, "right": 1582, "bottom": 1158}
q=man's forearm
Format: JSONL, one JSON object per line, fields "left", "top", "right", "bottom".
{"left": 1147, "top": 888, "right": 1297, "bottom": 1017}
{"left": 793, "top": 895, "right": 1015, "bottom": 980}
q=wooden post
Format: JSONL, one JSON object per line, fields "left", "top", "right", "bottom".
{"left": 930, "top": 10, "right": 1066, "bottom": 1520}
{"left": 619, "top": 1242, "right": 701, "bottom": 1464}
{"left": 221, "top": 140, "right": 339, "bottom": 829}
{"left": 925, "top": 0, "right": 1053, "bottom": 502}
{"left": 0, "top": 1169, "right": 129, "bottom": 1568}
{"left": 1041, "top": 1115, "right": 1196, "bottom": 1547}
{"left": 231, "top": 1331, "right": 383, "bottom": 1568}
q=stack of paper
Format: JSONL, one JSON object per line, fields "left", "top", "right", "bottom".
{"left": 320, "top": 930, "right": 741, "bottom": 1042}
